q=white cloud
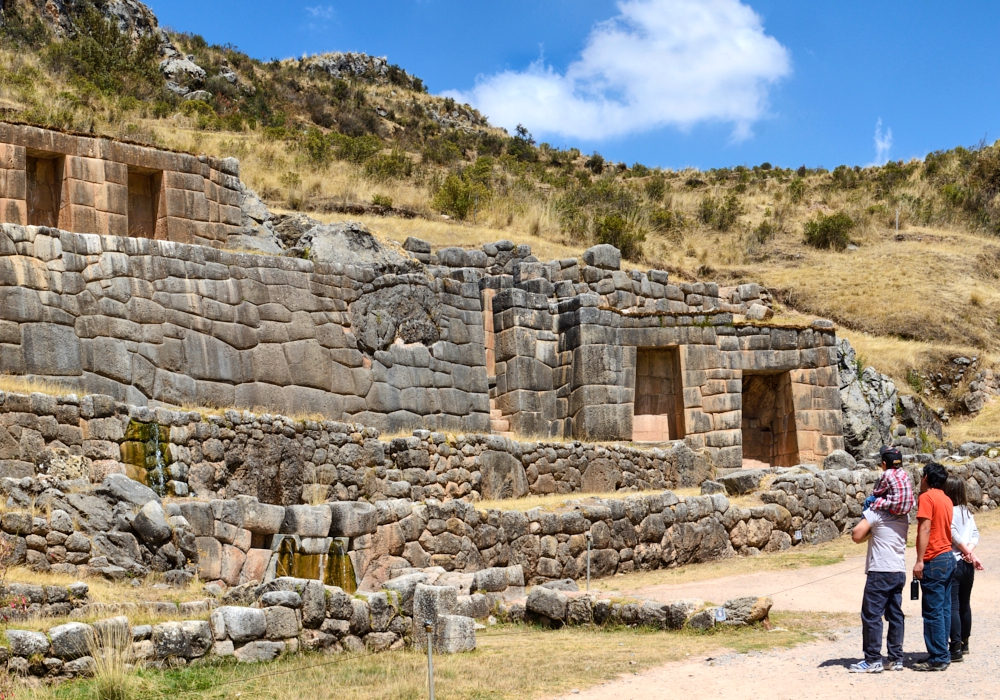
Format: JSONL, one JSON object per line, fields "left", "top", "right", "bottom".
{"left": 305, "top": 5, "right": 336, "bottom": 20}
{"left": 445, "top": 0, "right": 790, "bottom": 141}
{"left": 873, "top": 118, "right": 893, "bottom": 165}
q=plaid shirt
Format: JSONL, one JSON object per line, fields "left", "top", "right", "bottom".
{"left": 871, "top": 467, "right": 915, "bottom": 516}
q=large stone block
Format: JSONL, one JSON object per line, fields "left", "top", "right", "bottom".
{"left": 526, "top": 586, "right": 567, "bottom": 622}
{"left": 236, "top": 496, "right": 285, "bottom": 534}
{"left": 434, "top": 615, "right": 476, "bottom": 653}
{"left": 215, "top": 606, "right": 267, "bottom": 644}
{"left": 281, "top": 505, "right": 332, "bottom": 537}
{"left": 412, "top": 584, "right": 457, "bottom": 646}
{"left": 329, "top": 502, "right": 377, "bottom": 538}
{"left": 21, "top": 323, "right": 81, "bottom": 376}
{"left": 479, "top": 450, "right": 529, "bottom": 500}
{"left": 132, "top": 501, "right": 172, "bottom": 546}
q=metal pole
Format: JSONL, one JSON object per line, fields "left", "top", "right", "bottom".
{"left": 586, "top": 533, "right": 592, "bottom": 592}
{"left": 896, "top": 208, "right": 899, "bottom": 233}
{"left": 425, "top": 621, "right": 435, "bottom": 700}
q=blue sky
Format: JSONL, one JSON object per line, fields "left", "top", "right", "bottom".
{"left": 151, "top": 0, "right": 1000, "bottom": 171}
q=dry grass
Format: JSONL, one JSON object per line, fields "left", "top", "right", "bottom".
{"left": 16, "top": 613, "right": 851, "bottom": 700}
{"left": 0, "top": 374, "right": 75, "bottom": 398}
{"left": 3, "top": 567, "right": 210, "bottom": 607}
{"left": 477, "top": 490, "right": 672, "bottom": 513}
{"left": 947, "top": 401, "right": 1000, "bottom": 443}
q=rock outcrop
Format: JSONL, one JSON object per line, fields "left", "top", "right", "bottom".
{"left": 838, "top": 339, "right": 897, "bottom": 459}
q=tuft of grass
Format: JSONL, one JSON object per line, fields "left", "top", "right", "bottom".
{"left": 89, "top": 618, "right": 144, "bottom": 700}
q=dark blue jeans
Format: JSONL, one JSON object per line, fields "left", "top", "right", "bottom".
{"left": 921, "top": 552, "right": 955, "bottom": 664}
{"left": 861, "top": 571, "right": 905, "bottom": 663}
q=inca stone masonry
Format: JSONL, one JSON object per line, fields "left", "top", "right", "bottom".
{"left": 0, "top": 124, "right": 844, "bottom": 470}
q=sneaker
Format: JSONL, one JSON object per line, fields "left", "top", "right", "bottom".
{"left": 849, "top": 660, "right": 884, "bottom": 673}
{"left": 962, "top": 641, "right": 970, "bottom": 655}
{"left": 887, "top": 660, "right": 905, "bottom": 671}
{"left": 951, "top": 650, "right": 964, "bottom": 663}
{"left": 912, "top": 661, "right": 949, "bottom": 672}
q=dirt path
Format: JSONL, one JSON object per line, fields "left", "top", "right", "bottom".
{"left": 552, "top": 536, "right": 1000, "bottom": 700}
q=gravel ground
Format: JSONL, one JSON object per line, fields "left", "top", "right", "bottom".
{"left": 552, "top": 533, "right": 1000, "bottom": 700}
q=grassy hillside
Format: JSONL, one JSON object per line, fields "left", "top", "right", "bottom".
{"left": 1, "top": 0, "right": 999, "bottom": 437}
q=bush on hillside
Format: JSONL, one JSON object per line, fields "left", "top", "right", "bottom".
{"left": 365, "top": 149, "right": 412, "bottom": 181}
{"left": 432, "top": 173, "right": 488, "bottom": 220}
{"left": 595, "top": 213, "right": 645, "bottom": 262}
{"left": 46, "top": 5, "right": 162, "bottom": 98}
{"left": 803, "top": 211, "right": 854, "bottom": 250}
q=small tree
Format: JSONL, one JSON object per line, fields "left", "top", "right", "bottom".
{"left": 595, "top": 213, "right": 645, "bottom": 262}
{"left": 803, "top": 211, "right": 855, "bottom": 250}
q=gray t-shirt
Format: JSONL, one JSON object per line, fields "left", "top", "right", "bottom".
{"left": 864, "top": 510, "right": 909, "bottom": 573}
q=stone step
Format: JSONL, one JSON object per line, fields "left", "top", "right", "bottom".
{"left": 491, "top": 419, "right": 510, "bottom": 432}
{"left": 490, "top": 409, "right": 503, "bottom": 419}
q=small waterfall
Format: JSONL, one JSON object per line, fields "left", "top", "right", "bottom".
{"left": 147, "top": 422, "right": 168, "bottom": 496}
{"left": 272, "top": 536, "right": 356, "bottom": 592}
{"left": 325, "top": 537, "right": 357, "bottom": 593}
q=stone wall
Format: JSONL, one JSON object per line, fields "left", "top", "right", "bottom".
{"left": 0, "top": 390, "right": 708, "bottom": 503}
{"left": 0, "top": 122, "right": 242, "bottom": 247}
{"left": 1, "top": 576, "right": 423, "bottom": 679}
{"left": 0, "top": 222, "right": 491, "bottom": 434}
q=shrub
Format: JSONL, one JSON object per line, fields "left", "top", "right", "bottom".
{"left": 46, "top": 6, "right": 162, "bottom": 98}
{"left": 699, "top": 194, "right": 743, "bottom": 231}
{"left": 649, "top": 208, "right": 676, "bottom": 232}
{"left": 595, "top": 213, "right": 645, "bottom": 262}
{"left": 372, "top": 194, "right": 393, "bottom": 208}
{"left": 788, "top": 177, "right": 806, "bottom": 202}
{"left": 803, "top": 211, "right": 854, "bottom": 250}
{"left": 365, "top": 149, "right": 412, "bottom": 181}
{"left": 585, "top": 152, "right": 605, "bottom": 174}
{"left": 421, "top": 138, "right": 462, "bottom": 165}
{"left": 644, "top": 174, "right": 667, "bottom": 202}
{"left": 631, "top": 163, "right": 651, "bottom": 178}
{"left": 0, "top": 2, "right": 48, "bottom": 48}
{"left": 432, "top": 173, "right": 488, "bottom": 220}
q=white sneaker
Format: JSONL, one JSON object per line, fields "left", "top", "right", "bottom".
{"left": 849, "top": 661, "right": 884, "bottom": 673}
{"left": 887, "top": 660, "right": 905, "bottom": 671}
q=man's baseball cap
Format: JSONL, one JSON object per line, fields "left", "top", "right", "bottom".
{"left": 879, "top": 446, "right": 903, "bottom": 466}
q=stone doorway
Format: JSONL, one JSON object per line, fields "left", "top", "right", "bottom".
{"left": 127, "top": 168, "right": 161, "bottom": 239}
{"left": 741, "top": 372, "right": 800, "bottom": 467}
{"left": 633, "top": 348, "right": 685, "bottom": 442}
{"left": 26, "top": 155, "right": 63, "bottom": 227}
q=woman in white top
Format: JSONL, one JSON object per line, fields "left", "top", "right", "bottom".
{"left": 944, "top": 476, "right": 984, "bottom": 662}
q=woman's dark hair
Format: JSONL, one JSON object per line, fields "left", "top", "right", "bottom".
{"left": 923, "top": 462, "right": 949, "bottom": 489}
{"left": 944, "top": 475, "right": 967, "bottom": 507}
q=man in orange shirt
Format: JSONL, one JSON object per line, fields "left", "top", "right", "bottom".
{"left": 912, "top": 462, "right": 954, "bottom": 672}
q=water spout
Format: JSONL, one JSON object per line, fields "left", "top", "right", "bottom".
{"left": 325, "top": 537, "right": 357, "bottom": 593}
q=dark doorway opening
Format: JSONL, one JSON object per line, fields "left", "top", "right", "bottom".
{"left": 127, "top": 169, "right": 160, "bottom": 239}
{"left": 26, "top": 155, "right": 63, "bottom": 227}
{"left": 633, "top": 348, "right": 685, "bottom": 442}
{"left": 741, "top": 372, "right": 799, "bottom": 467}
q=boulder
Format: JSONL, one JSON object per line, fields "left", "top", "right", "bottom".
{"left": 583, "top": 244, "right": 621, "bottom": 270}
{"left": 744, "top": 304, "right": 773, "bottom": 321}
{"left": 214, "top": 606, "right": 266, "bottom": 644}
{"left": 264, "top": 606, "right": 300, "bottom": 640}
{"left": 838, "top": 339, "right": 897, "bottom": 459}
{"left": 49, "top": 622, "right": 93, "bottom": 660}
{"left": 822, "top": 449, "right": 857, "bottom": 471}
{"left": 329, "top": 502, "right": 377, "bottom": 538}
{"left": 152, "top": 622, "right": 190, "bottom": 659}
{"left": 719, "top": 470, "right": 767, "bottom": 495}
{"left": 700, "top": 480, "right": 726, "bottom": 495}
{"left": 526, "top": 586, "right": 567, "bottom": 622}
{"left": 298, "top": 221, "right": 411, "bottom": 268}
{"left": 7, "top": 629, "right": 49, "bottom": 657}
{"left": 132, "top": 501, "right": 172, "bottom": 545}
{"left": 97, "top": 474, "right": 159, "bottom": 507}
{"left": 722, "top": 596, "right": 773, "bottom": 625}
{"left": 234, "top": 640, "right": 284, "bottom": 663}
